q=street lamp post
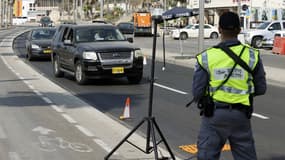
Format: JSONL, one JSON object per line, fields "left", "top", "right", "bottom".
{"left": 100, "top": 0, "right": 104, "bottom": 19}
{"left": 0, "top": 0, "right": 3, "bottom": 28}
{"left": 198, "top": 0, "right": 205, "bottom": 52}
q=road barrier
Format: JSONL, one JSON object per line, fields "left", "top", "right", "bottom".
{"left": 272, "top": 36, "right": 285, "bottom": 55}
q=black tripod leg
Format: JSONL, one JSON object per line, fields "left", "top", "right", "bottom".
{"left": 152, "top": 118, "right": 176, "bottom": 160}
{"left": 104, "top": 118, "right": 146, "bottom": 160}
{"left": 150, "top": 119, "right": 159, "bottom": 159}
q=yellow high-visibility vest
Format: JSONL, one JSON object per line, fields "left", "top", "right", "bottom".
{"left": 197, "top": 44, "right": 259, "bottom": 106}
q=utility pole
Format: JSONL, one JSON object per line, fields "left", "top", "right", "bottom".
{"left": 9, "top": 0, "right": 14, "bottom": 26}
{"left": 73, "top": 0, "right": 78, "bottom": 23}
{"left": 100, "top": 0, "right": 104, "bottom": 19}
{"left": 0, "top": 0, "right": 3, "bottom": 28}
{"left": 198, "top": 0, "right": 205, "bottom": 52}
{"left": 5, "top": 0, "right": 8, "bottom": 28}
{"left": 237, "top": 0, "right": 241, "bottom": 16}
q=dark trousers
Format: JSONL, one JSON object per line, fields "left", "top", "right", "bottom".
{"left": 197, "top": 108, "right": 257, "bottom": 160}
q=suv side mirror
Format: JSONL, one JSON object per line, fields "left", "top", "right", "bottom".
{"left": 64, "top": 39, "right": 72, "bottom": 45}
{"left": 268, "top": 26, "right": 274, "bottom": 31}
{"left": 127, "top": 37, "right": 133, "bottom": 43}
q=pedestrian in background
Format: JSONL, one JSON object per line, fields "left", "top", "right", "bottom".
{"left": 192, "top": 11, "right": 266, "bottom": 160}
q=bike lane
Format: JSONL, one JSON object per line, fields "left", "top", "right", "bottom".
{"left": 0, "top": 32, "right": 115, "bottom": 160}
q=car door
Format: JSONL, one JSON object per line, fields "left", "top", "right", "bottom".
{"left": 267, "top": 22, "right": 282, "bottom": 39}
{"left": 189, "top": 25, "right": 199, "bottom": 38}
{"left": 204, "top": 25, "right": 212, "bottom": 38}
{"left": 59, "top": 27, "right": 72, "bottom": 69}
{"left": 64, "top": 28, "right": 77, "bottom": 71}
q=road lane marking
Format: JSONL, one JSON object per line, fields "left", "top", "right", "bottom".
{"left": 9, "top": 152, "right": 21, "bottom": 160}
{"left": 75, "top": 125, "right": 95, "bottom": 137}
{"left": 179, "top": 144, "right": 231, "bottom": 154}
{"left": 42, "top": 97, "right": 53, "bottom": 104}
{"left": 0, "top": 125, "right": 7, "bottom": 139}
{"left": 27, "top": 84, "right": 34, "bottom": 90}
{"left": 252, "top": 113, "right": 270, "bottom": 119}
{"left": 62, "top": 114, "right": 77, "bottom": 124}
{"left": 51, "top": 104, "right": 64, "bottom": 113}
{"left": 33, "top": 90, "right": 43, "bottom": 96}
{"left": 93, "top": 138, "right": 118, "bottom": 155}
{"left": 154, "top": 83, "right": 188, "bottom": 95}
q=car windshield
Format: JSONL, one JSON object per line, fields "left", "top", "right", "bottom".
{"left": 256, "top": 22, "right": 270, "bottom": 29}
{"left": 31, "top": 29, "right": 56, "bottom": 40}
{"left": 75, "top": 27, "right": 125, "bottom": 42}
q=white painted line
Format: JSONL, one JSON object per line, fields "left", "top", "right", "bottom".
{"left": 50, "top": 104, "right": 64, "bottom": 113}
{"left": 24, "top": 80, "right": 31, "bottom": 85}
{"left": 9, "top": 152, "right": 21, "bottom": 160}
{"left": 252, "top": 113, "right": 270, "bottom": 120}
{"left": 93, "top": 138, "right": 118, "bottom": 155}
{"left": 27, "top": 84, "right": 34, "bottom": 90}
{"left": 62, "top": 114, "right": 77, "bottom": 124}
{"left": 18, "top": 76, "right": 24, "bottom": 80}
{"left": 0, "top": 125, "right": 7, "bottom": 139}
{"left": 75, "top": 125, "right": 95, "bottom": 137}
{"left": 42, "top": 97, "right": 53, "bottom": 104}
{"left": 33, "top": 90, "right": 43, "bottom": 96}
{"left": 154, "top": 83, "right": 188, "bottom": 95}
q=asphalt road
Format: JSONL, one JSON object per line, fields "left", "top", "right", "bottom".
{"left": 0, "top": 28, "right": 111, "bottom": 160}
{"left": 6, "top": 26, "right": 285, "bottom": 159}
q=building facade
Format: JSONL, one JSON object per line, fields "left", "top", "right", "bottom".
{"left": 188, "top": 0, "right": 285, "bottom": 28}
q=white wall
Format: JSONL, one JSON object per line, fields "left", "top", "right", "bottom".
{"left": 22, "top": 0, "right": 35, "bottom": 17}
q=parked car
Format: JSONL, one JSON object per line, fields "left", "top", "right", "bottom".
{"left": 242, "top": 20, "right": 285, "bottom": 48}
{"left": 51, "top": 23, "right": 144, "bottom": 85}
{"left": 116, "top": 22, "right": 134, "bottom": 34}
{"left": 39, "top": 16, "right": 53, "bottom": 27}
{"left": 171, "top": 24, "right": 219, "bottom": 40}
{"left": 25, "top": 27, "right": 56, "bottom": 61}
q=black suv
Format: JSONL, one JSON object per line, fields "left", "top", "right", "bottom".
{"left": 51, "top": 24, "right": 143, "bottom": 84}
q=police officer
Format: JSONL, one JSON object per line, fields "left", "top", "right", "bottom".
{"left": 192, "top": 11, "right": 266, "bottom": 160}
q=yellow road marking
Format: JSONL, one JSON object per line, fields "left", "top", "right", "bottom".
{"left": 179, "top": 144, "right": 231, "bottom": 154}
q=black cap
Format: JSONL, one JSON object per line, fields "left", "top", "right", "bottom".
{"left": 219, "top": 11, "right": 240, "bottom": 30}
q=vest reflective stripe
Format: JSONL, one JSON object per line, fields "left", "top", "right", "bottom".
{"left": 201, "top": 52, "right": 209, "bottom": 72}
{"left": 196, "top": 45, "right": 259, "bottom": 105}
{"left": 210, "top": 86, "right": 249, "bottom": 94}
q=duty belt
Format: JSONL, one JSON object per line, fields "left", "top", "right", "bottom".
{"left": 214, "top": 103, "right": 249, "bottom": 111}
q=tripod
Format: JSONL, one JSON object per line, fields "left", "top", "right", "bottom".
{"left": 105, "top": 16, "right": 176, "bottom": 160}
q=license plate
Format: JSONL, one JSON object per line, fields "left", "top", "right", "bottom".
{"left": 43, "top": 49, "right": 52, "bottom": 54}
{"left": 112, "top": 67, "right": 124, "bottom": 74}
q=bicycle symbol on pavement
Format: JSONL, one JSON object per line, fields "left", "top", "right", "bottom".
{"left": 37, "top": 136, "right": 93, "bottom": 153}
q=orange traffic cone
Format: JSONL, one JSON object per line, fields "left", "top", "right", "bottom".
{"left": 119, "top": 97, "right": 131, "bottom": 120}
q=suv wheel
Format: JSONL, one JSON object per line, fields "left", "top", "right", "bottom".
{"left": 127, "top": 73, "right": 142, "bottom": 84}
{"left": 53, "top": 55, "right": 64, "bottom": 77}
{"left": 180, "top": 32, "right": 188, "bottom": 40}
{"left": 252, "top": 37, "right": 263, "bottom": 48}
{"left": 75, "top": 61, "right": 88, "bottom": 85}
